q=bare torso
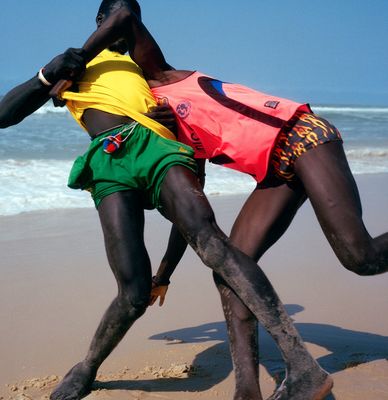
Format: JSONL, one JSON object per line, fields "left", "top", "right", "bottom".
{"left": 82, "top": 109, "right": 134, "bottom": 137}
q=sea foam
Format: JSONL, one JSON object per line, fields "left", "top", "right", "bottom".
{"left": 0, "top": 104, "right": 387, "bottom": 216}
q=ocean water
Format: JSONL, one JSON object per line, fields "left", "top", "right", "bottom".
{"left": 0, "top": 101, "right": 387, "bottom": 216}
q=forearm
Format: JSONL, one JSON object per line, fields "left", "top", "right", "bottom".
{"left": 154, "top": 224, "right": 188, "bottom": 284}
{"left": 0, "top": 46, "right": 88, "bottom": 129}
{"left": 82, "top": 7, "right": 171, "bottom": 78}
{"left": 82, "top": 9, "right": 133, "bottom": 62}
{"left": 0, "top": 76, "right": 50, "bottom": 128}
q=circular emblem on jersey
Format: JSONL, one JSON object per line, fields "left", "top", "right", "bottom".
{"left": 176, "top": 101, "right": 191, "bottom": 119}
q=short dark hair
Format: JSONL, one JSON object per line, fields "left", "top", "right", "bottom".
{"left": 98, "top": 0, "right": 141, "bottom": 18}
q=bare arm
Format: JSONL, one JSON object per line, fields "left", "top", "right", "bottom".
{"left": 81, "top": 7, "right": 173, "bottom": 80}
{"left": 0, "top": 77, "right": 50, "bottom": 128}
{"left": 50, "top": 5, "right": 189, "bottom": 99}
{"left": 0, "top": 49, "right": 86, "bottom": 128}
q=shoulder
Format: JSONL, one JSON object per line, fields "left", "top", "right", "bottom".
{"left": 147, "top": 70, "right": 194, "bottom": 88}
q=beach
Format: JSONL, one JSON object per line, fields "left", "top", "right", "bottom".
{"left": 0, "top": 173, "right": 387, "bottom": 400}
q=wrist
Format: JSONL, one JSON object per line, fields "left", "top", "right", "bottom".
{"left": 41, "top": 64, "right": 58, "bottom": 85}
{"left": 152, "top": 275, "right": 170, "bottom": 286}
{"left": 79, "top": 47, "right": 92, "bottom": 64}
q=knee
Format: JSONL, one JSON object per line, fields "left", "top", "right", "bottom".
{"left": 180, "top": 208, "right": 240, "bottom": 274}
{"left": 181, "top": 210, "right": 227, "bottom": 260}
{"left": 181, "top": 207, "right": 217, "bottom": 239}
{"left": 118, "top": 290, "right": 149, "bottom": 319}
{"left": 196, "top": 229, "right": 230, "bottom": 269}
{"left": 230, "top": 300, "right": 256, "bottom": 324}
{"left": 338, "top": 244, "right": 378, "bottom": 276}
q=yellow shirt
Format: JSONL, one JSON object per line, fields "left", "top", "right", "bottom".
{"left": 62, "top": 50, "right": 175, "bottom": 140}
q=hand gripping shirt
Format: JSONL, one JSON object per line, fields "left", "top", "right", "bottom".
{"left": 151, "top": 72, "right": 311, "bottom": 181}
{"left": 62, "top": 50, "right": 175, "bottom": 141}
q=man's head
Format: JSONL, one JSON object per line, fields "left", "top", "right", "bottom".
{"left": 97, "top": 0, "right": 141, "bottom": 26}
{"left": 96, "top": 0, "right": 141, "bottom": 54}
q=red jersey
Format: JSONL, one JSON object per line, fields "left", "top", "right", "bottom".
{"left": 151, "top": 71, "right": 310, "bottom": 182}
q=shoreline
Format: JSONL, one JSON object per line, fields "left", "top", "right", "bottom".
{"left": 0, "top": 173, "right": 387, "bottom": 399}
{"left": 1, "top": 172, "right": 388, "bottom": 219}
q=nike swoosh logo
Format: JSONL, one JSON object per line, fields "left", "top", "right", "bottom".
{"left": 197, "top": 76, "right": 285, "bottom": 128}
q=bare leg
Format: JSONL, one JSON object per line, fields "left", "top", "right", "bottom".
{"left": 294, "top": 141, "right": 388, "bottom": 275}
{"left": 214, "top": 183, "right": 309, "bottom": 400}
{"left": 214, "top": 273, "right": 261, "bottom": 400}
{"left": 266, "top": 141, "right": 388, "bottom": 399}
{"left": 159, "top": 166, "right": 332, "bottom": 400}
{"left": 50, "top": 191, "right": 152, "bottom": 400}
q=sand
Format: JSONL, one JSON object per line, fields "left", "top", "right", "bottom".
{"left": 0, "top": 173, "right": 387, "bottom": 400}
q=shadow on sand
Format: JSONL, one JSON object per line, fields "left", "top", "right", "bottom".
{"left": 94, "top": 304, "right": 388, "bottom": 399}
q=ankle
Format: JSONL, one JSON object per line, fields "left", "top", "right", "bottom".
{"left": 80, "top": 359, "right": 98, "bottom": 376}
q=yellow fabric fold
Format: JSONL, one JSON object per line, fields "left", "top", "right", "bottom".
{"left": 62, "top": 50, "right": 175, "bottom": 141}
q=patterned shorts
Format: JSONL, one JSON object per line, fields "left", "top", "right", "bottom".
{"left": 261, "top": 112, "right": 342, "bottom": 187}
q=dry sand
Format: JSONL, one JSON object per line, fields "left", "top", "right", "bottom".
{"left": 0, "top": 173, "right": 387, "bottom": 400}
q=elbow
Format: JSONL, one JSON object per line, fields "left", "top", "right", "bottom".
{"left": 114, "top": 6, "right": 139, "bottom": 30}
{"left": 120, "top": 7, "right": 133, "bottom": 20}
{"left": 111, "top": 6, "right": 135, "bottom": 25}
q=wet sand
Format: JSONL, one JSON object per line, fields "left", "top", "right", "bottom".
{"left": 0, "top": 173, "right": 387, "bottom": 400}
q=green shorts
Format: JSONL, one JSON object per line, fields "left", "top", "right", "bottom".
{"left": 68, "top": 123, "right": 197, "bottom": 209}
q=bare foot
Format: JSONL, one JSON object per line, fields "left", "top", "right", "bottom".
{"left": 50, "top": 362, "right": 96, "bottom": 400}
{"left": 267, "top": 367, "right": 333, "bottom": 400}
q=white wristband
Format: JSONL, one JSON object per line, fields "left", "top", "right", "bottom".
{"left": 38, "top": 68, "right": 52, "bottom": 86}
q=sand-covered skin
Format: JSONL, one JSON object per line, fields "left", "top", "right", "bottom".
{"left": 1, "top": 174, "right": 387, "bottom": 400}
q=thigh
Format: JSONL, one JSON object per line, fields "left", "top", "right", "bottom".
{"left": 97, "top": 190, "right": 152, "bottom": 293}
{"left": 294, "top": 141, "right": 372, "bottom": 256}
{"left": 230, "top": 182, "right": 306, "bottom": 261}
{"left": 159, "top": 165, "right": 216, "bottom": 235}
